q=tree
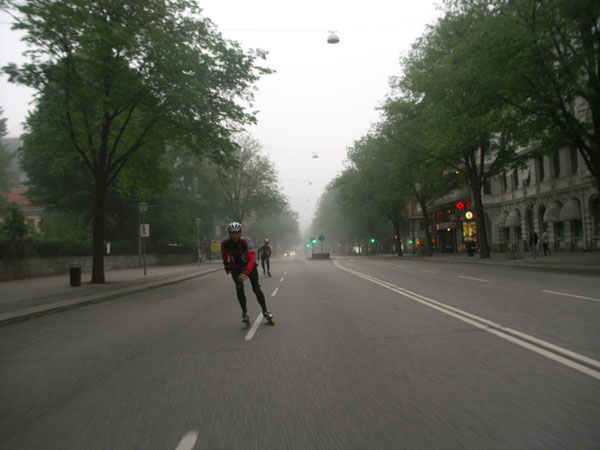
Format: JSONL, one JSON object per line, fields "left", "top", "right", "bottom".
{"left": 397, "top": 7, "right": 526, "bottom": 258}
{"left": 0, "top": 108, "right": 13, "bottom": 195}
{"left": 334, "top": 165, "right": 390, "bottom": 256}
{"left": 475, "top": 0, "right": 600, "bottom": 194}
{"left": 382, "top": 98, "right": 461, "bottom": 256}
{"left": 309, "top": 183, "right": 356, "bottom": 254}
{"left": 4, "top": 0, "right": 270, "bottom": 282}
{"left": 246, "top": 205, "right": 301, "bottom": 254}
{"left": 345, "top": 132, "right": 410, "bottom": 256}
{"left": 218, "top": 134, "right": 285, "bottom": 224}
{"left": 0, "top": 203, "right": 30, "bottom": 258}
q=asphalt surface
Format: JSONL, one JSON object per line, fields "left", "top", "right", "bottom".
{"left": 1, "top": 256, "right": 599, "bottom": 449}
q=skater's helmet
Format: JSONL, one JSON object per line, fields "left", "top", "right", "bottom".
{"left": 227, "top": 222, "right": 242, "bottom": 233}
{"left": 264, "top": 238, "right": 269, "bottom": 243}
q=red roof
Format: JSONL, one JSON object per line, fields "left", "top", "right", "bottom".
{"left": 2, "top": 189, "right": 43, "bottom": 209}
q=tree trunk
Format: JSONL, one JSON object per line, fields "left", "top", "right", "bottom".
{"left": 419, "top": 200, "right": 433, "bottom": 256}
{"left": 91, "top": 178, "right": 106, "bottom": 283}
{"left": 471, "top": 185, "right": 490, "bottom": 259}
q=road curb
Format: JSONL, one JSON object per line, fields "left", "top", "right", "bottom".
{"left": 0, "top": 267, "right": 222, "bottom": 327}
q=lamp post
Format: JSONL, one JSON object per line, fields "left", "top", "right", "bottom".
{"left": 138, "top": 202, "right": 148, "bottom": 276}
{"left": 195, "top": 218, "right": 201, "bottom": 264}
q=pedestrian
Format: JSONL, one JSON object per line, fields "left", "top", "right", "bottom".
{"left": 221, "top": 222, "right": 274, "bottom": 328}
{"left": 257, "top": 238, "right": 272, "bottom": 277}
{"left": 529, "top": 232, "right": 539, "bottom": 256}
{"left": 541, "top": 230, "right": 551, "bottom": 256}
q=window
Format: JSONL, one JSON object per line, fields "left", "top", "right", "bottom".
{"left": 523, "top": 168, "right": 531, "bottom": 187}
{"left": 556, "top": 221, "right": 565, "bottom": 238}
{"left": 537, "top": 157, "right": 545, "bottom": 182}
{"left": 501, "top": 171, "right": 508, "bottom": 192}
{"left": 553, "top": 151, "right": 561, "bottom": 177}
{"left": 483, "top": 179, "right": 492, "bottom": 195}
{"left": 570, "top": 148, "right": 578, "bottom": 174}
{"left": 573, "top": 220, "right": 583, "bottom": 238}
{"left": 512, "top": 170, "right": 519, "bottom": 189}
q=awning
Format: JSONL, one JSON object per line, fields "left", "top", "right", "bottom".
{"left": 495, "top": 211, "right": 508, "bottom": 228}
{"left": 559, "top": 199, "right": 582, "bottom": 221}
{"left": 543, "top": 202, "right": 562, "bottom": 223}
{"left": 505, "top": 210, "right": 521, "bottom": 228}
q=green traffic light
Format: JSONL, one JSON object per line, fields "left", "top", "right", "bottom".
{"left": 370, "top": 238, "right": 375, "bottom": 243}
{"left": 306, "top": 244, "right": 310, "bottom": 248}
{"left": 311, "top": 239, "right": 317, "bottom": 244}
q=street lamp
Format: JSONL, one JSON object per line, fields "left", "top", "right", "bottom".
{"left": 138, "top": 202, "right": 148, "bottom": 276}
{"left": 195, "top": 218, "right": 201, "bottom": 264}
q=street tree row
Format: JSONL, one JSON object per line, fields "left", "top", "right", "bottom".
{"left": 0, "top": 0, "right": 293, "bottom": 281}
{"left": 328, "top": 0, "right": 599, "bottom": 259}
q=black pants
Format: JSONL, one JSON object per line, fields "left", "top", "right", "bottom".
{"left": 543, "top": 243, "right": 551, "bottom": 256}
{"left": 231, "top": 267, "right": 267, "bottom": 314}
{"left": 260, "top": 257, "right": 270, "bottom": 273}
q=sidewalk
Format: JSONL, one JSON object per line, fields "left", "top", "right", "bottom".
{"left": 376, "top": 250, "right": 600, "bottom": 274}
{"left": 0, "top": 262, "right": 223, "bottom": 326}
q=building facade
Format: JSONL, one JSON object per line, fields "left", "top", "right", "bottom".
{"left": 482, "top": 148, "right": 598, "bottom": 253}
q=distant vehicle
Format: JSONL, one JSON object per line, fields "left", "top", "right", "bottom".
{"left": 283, "top": 251, "right": 296, "bottom": 257}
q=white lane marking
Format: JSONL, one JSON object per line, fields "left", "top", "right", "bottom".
{"left": 271, "top": 287, "right": 279, "bottom": 297}
{"left": 419, "top": 269, "right": 437, "bottom": 274}
{"left": 245, "top": 313, "right": 263, "bottom": 341}
{"left": 457, "top": 275, "right": 489, "bottom": 283}
{"left": 175, "top": 431, "right": 198, "bottom": 450}
{"left": 333, "top": 260, "right": 600, "bottom": 380}
{"left": 284, "top": 271, "right": 287, "bottom": 275}
{"left": 349, "top": 259, "right": 354, "bottom": 262}
{"left": 280, "top": 277, "right": 284, "bottom": 282}
{"left": 542, "top": 290, "right": 600, "bottom": 303}
{"left": 397, "top": 265, "right": 406, "bottom": 269}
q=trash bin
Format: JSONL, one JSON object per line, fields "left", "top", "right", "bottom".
{"left": 69, "top": 263, "right": 81, "bottom": 287}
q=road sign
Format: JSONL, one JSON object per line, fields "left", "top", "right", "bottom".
{"left": 140, "top": 224, "right": 150, "bottom": 237}
{"left": 319, "top": 235, "right": 325, "bottom": 241}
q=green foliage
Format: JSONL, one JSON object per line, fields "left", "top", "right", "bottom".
{"left": 3, "top": 0, "right": 271, "bottom": 280}
{"left": 218, "top": 134, "right": 286, "bottom": 223}
{"left": 0, "top": 108, "right": 13, "bottom": 194}
{"left": 0, "top": 203, "right": 31, "bottom": 258}
{"left": 246, "top": 205, "right": 301, "bottom": 249}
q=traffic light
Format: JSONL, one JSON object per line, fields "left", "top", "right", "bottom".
{"left": 409, "top": 239, "right": 413, "bottom": 244}
{"left": 311, "top": 238, "right": 317, "bottom": 244}
{"left": 370, "top": 238, "right": 375, "bottom": 243}
{"left": 306, "top": 244, "right": 310, "bottom": 248}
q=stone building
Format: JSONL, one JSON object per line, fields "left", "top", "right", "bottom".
{"left": 482, "top": 147, "right": 598, "bottom": 253}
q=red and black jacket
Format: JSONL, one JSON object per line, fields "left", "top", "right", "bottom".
{"left": 221, "top": 236, "right": 257, "bottom": 275}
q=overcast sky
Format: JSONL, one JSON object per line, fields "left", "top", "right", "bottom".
{"left": 0, "top": 0, "right": 443, "bottom": 233}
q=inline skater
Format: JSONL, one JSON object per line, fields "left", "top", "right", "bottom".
{"left": 221, "top": 222, "right": 274, "bottom": 328}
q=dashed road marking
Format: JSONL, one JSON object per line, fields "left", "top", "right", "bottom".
{"left": 280, "top": 277, "right": 284, "bottom": 282}
{"left": 245, "top": 313, "right": 263, "bottom": 341}
{"left": 457, "top": 275, "right": 489, "bottom": 283}
{"left": 333, "top": 259, "right": 600, "bottom": 380}
{"left": 175, "top": 431, "right": 198, "bottom": 450}
{"left": 397, "top": 265, "right": 406, "bottom": 269}
{"left": 419, "top": 269, "right": 437, "bottom": 274}
{"left": 271, "top": 287, "right": 279, "bottom": 297}
{"left": 542, "top": 290, "right": 600, "bottom": 303}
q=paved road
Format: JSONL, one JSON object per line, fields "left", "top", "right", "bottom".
{"left": 1, "top": 257, "right": 599, "bottom": 449}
